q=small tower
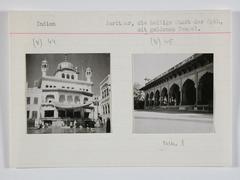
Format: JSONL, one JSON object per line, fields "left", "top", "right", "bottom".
{"left": 64, "top": 54, "right": 68, "bottom": 61}
{"left": 75, "top": 67, "right": 79, "bottom": 74}
{"left": 85, "top": 67, "right": 92, "bottom": 82}
{"left": 41, "top": 58, "right": 48, "bottom": 77}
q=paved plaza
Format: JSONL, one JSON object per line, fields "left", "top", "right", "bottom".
{"left": 133, "top": 110, "right": 214, "bottom": 133}
{"left": 27, "top": 126, "right": 107, "bottom": 134}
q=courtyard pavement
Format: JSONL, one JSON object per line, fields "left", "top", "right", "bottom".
{"left": 28, "top": 126, "right": 107, "bottom": 134}
{"left": 133, "top": 110, "right": 214, "bottom": 133}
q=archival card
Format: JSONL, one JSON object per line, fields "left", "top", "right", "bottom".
{"left": 8, "top": 11, "right": 232, "bottom": 167}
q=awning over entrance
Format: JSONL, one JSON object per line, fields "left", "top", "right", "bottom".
{"left": 54, "top": 102, "right": 94, "bottom": 110}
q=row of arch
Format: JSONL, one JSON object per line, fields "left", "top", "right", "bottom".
{"left": 102, "top": 104, "right": 110, "bottom": 115}
{"left": 45, "top": 94, "right": 89, "bottom": 104}
{"left": 145, "top": 72, "right": 213, "bottom": 107}
{"left": 62, "top": 73, "right": 75, "bottom": 80}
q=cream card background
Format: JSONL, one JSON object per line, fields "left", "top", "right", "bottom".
{"left": 8, "top": 11, "right": 231, "bottom": 167}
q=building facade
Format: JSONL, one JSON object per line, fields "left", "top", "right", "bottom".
{"left": 99, "top": 74, "right": 111, "bottom": 124}
{"left": 140, "top": 54, "right": 213, "bottom": 112}
{"left": 26, "top": 86, "right": 42, "bottom": 126}
{"left": 26, "top": 56, "right": 96, "bottom": 127}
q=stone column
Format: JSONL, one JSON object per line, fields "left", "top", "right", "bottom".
{"left": 81, "top": 109, "right": 85, "bottom": 119}
{"left": 167, "top": 83, "right": 170, "bottom": 106}
{"left": 159, "top": 87, "right": 162, "bottom": 107}
{"left": 145, "top": 91, "right": 148, "bottom": 109}
{"left": 179, "top": 78, "right": 183, "bottom": 105}
{"left": 194, "top": 72, "right": 198, "bottom": 110}
{"left": 92, "top": 108, "right": 95, "bottom": 121}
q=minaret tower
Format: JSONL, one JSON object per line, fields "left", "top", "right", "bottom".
{"left": 85, "top": 67, "right": 92, "bottom": 82}
{"left": 41, "top": 58, "right": 48, "bottom": 77}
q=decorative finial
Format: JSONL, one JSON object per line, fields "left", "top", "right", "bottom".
{"left": 64, "top": 54, "right": 68, "bottom": 61}
{"left": 85, "top": 67, "right": 92, "bottom": 82}
{"left": 42, "top": 57, "right": 47, "bottom": 63}
{"left": 41, "top": 58, "right": 48, "bottom": 77}
{"left": 75, "top": 67, "right": 78, "bottom": 72}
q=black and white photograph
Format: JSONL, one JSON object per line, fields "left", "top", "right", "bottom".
{"left": 133, "top": 54, "right": 214, "bottom": 133}
{"left": 26, "top": 53, "right": 111, "bottom": 134}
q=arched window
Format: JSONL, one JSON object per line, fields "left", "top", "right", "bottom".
{"left": 59, "top": 95, "right": 65, "bottom": 103}
{"left": 71, "top": 75, "right": 74, "bottom": 80}
{"left": 66, "top": 74, "right": 70, "bottom": 79}
{"left": 62, "top": 73, "right": 65, "bottom": 78}
{"left": 74, "top": 96, "right": 80, "bottom": 104}
{"left": 67, "top": 95, "right": 73, "bottom": 103}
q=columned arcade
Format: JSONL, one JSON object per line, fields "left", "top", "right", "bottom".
{"left": 141, "top": 54, "right": 213, "bottom": 112}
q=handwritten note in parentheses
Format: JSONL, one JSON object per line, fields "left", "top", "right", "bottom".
{"left": 150, "top": 37, "right": 174, "bottom": 48}
{"left": 32, "top": 38, "right": 56, "bottom": 48}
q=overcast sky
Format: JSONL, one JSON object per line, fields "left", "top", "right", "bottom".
{"left": 26, "top": 53, "right": 110, "bottom": 96}
{"left": 133, "top": 54, "right": 193, "bottom": 87}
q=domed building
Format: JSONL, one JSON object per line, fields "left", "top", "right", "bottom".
{"left": 26, "top": 55, "right": 96, "bottom": 127}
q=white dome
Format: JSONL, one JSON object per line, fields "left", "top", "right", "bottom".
{"left": 57, "top": 61, "right": 74, "bottom": 71}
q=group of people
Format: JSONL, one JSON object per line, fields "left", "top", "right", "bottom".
{"left": 34, "top": 114, "right": 111, "bottom": 133}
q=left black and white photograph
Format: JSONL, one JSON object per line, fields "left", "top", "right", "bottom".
{"left": 26, "top": 53, "right": 111, "bottom": 134}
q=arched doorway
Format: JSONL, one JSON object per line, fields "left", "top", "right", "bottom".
{"left": 154, "top": 90, "right": 160, "bottom": 106}
{"left": 145, "top": 93, "right": 149, "bottom": 107}
{"left": 169, "top": 84, "right": 180, "bottom": 105}
{"left": 160, "top": 87, "right": 168, "bottom": 106}
{"left": 198, "top": 72, "right": 213, "bottom": 106}
{"left": 149, "top": 92, "right": 154, "bottom": 106}
{"left": 182, "top": 79, "right": 196, "bottom": 105}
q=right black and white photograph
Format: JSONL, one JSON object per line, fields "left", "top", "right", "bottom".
{"left": 133, "top": 54, "right": 214, "bottom": 133}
